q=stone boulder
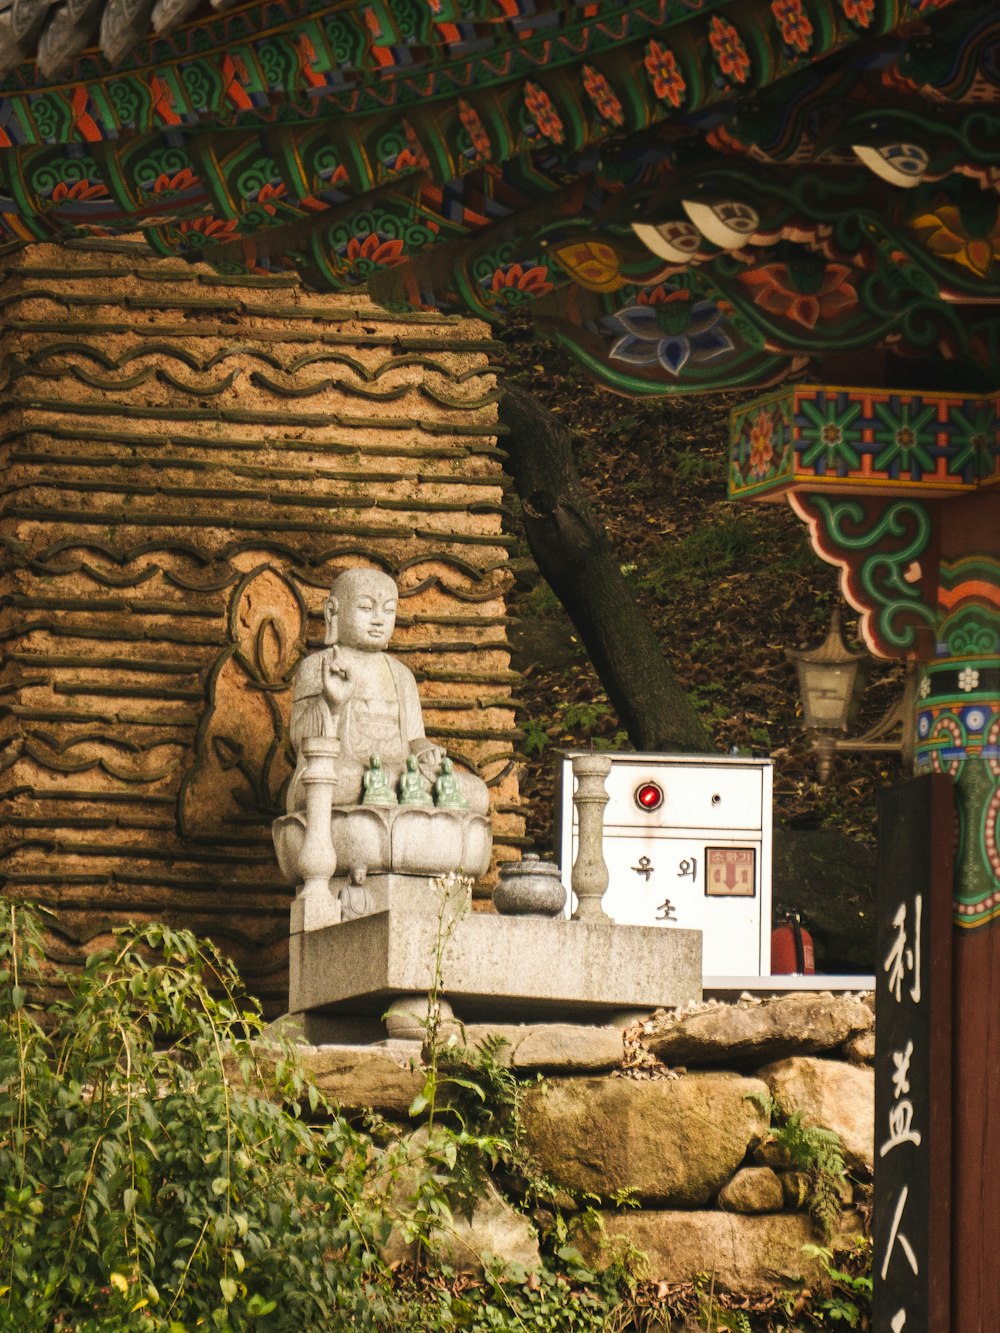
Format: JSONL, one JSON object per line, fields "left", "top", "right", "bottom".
{"left": 757, "top": 1056, "right": 874, "bottom": 1175}
{"left": 383, "top": 1180, "right": 541, "bottom": 1275}
{"left": 285, "top": 1044, "right": 424, "bottom": 1118}
{"left": 521, "top": 1073, "right": 769, "bottom": 1206}
{"left": 379, "top": 1131, "right": 540, "bottom": 1275}
{"left": 842, "top": 1030, "right": 875, "bottom": 1065}
{"left": 717, "top": 1167, "right": 784, "bottom": 1214}
{"left": 435, "top": 1022, "right": 623, "bottom": 1074}
{"left": 432, "top": 1181, "right": 541, "bottom": 1274}
{"left": 645, "top": 993, "right": 872, "bottom": 1068}
{"left": 576, "top": 1209, "right": 865, "bottom": 1291}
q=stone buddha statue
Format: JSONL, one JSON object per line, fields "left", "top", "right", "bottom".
{"left": 286, "top": 568, "right": 488, "bottom": 816}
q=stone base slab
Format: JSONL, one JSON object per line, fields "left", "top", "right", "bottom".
{"left": 289, "top": 909, "right": 701, "bottom": 1029}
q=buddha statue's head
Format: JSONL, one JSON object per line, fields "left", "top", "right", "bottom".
{"left": 324, "top": 569, "right": 398, "bottom": 651}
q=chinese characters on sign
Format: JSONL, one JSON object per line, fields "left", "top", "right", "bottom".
{"left": 873, "top": 778, "right": 952, "bottom": 1333}
{"left": 877, "top": 896, "right": 925, "bottom": 1329}
{"left": 884, "top": 898, "right": 921, "bottom": 1005}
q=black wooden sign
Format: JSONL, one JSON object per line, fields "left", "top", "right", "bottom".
{"left": 873, "top": 775, "right": 953, "bottom": 1333}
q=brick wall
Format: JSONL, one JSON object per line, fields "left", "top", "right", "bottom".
{"left": 0, "top": 238, "right": 523, "bottom": 1014}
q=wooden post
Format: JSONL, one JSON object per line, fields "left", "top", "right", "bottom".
{"left": 874, "top": 775, "right": 953, "bottom": 1332}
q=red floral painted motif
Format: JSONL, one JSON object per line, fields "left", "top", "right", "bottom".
{"left": 490, "top": 263, "right": 555, "bottom": 303}
{"left": 771, "top": 0, "right": 814, "bottom": 52}
{"left": 581, "top": 65, "right": 626, "bottom": 127}
{"left": 636, "top": 284, "right": 691, "bottom": 306}
{"left": 150, "top": 168, "right": 199, "bottom": 194}
{"left": 221, "top": 54, "right": 253, "bottom": 112}
{"left": 346, "top": 233, "right": 407, "bottom": 266}
{"left": 748, "top": 410, "right": 776, "bottom": 478}
{"left": 709, "top": 15, "right": 751, "bottom": 84}
{"left": 391, "top": 147, "right": 426, "bottom": 173}
{"left": 840, "top": 0, "right": 875, "bottom": 25}
{"left": 643, "top": 40, "right": 687, "bottom": 107}
{"left": 740, "top": 263, "right": 858, "bottom": 329}
{"left": 68, "top": 86, "right": 101, "bottom": 142}
{"left": 257, "top": 182, "right": 288, "bottom": 216}
{"left": 293, "top": 33, "right": 326, "bottom": 90}
{"left": 51, "top": 179, "right": 109, "bottom": 203}
{"left": 179, "top": 216, "right": 239, "bottom": 240}
{"left": 458, "top": 99, "right": 492, "bottom": 160}
{"left": 147, "top": 75, "right": 181, "bottom": 127}
{"left": 403, "top": 122, "right": 430, "bottom": 172}
{"left": 523, "top": 82, "right": 565, "bottom": 145}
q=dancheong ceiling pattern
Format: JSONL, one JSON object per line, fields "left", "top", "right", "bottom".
{"left": 2, "top": 0, "right": 1000, "bottom": 396}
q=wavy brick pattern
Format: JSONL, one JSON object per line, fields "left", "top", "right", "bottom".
{"left": 0, "top": 236, "right": 523, "bottom": 1014}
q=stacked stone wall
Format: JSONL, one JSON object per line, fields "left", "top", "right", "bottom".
{"left": 0, "top": 238, "right": 523, "bottom": 1014}
{"left": 294, "top": 992, "right": 875, "bottom": 1294}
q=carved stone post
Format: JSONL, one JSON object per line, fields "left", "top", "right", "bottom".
{"left": 293, "top": 737, "right": 342, "bottom": 932}
{"left": 571, "top": 753, "right": 612, "bottom": 922}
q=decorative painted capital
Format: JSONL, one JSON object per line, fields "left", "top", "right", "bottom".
{"left": 790, "top": 492, "right": 938, "bottom": 660}
{"left": 730, "top": 385, "right": 1000, "bottom": 502}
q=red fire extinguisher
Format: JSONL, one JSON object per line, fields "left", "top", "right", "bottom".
{"left": 771, "top": 911, "right": 816, "bottom": 975}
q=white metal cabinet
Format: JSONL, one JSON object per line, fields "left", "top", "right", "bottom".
{"left": 556, "top": 752, "right": 773, "bottom": 981}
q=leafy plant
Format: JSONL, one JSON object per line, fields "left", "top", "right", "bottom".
{"left": 520, "top": 717, "right": 551, "bottom": 757}
{"left": 8, "top": 896, "right": 878, "bottom": 1333}
{"left": 801, "top": 1240, "right": 873, "bottom": 1328}
{"left": 560, "top": 701, "right": 612, "bottom": 732}
{"left": 0, "top": 902, "right": 414, "bottom": 1331}
{"left": 750, "top": 1093, "right": 850, "bottom": 1239}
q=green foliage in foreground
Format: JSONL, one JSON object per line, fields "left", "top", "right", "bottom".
{"left": 0, "top": 904, "right": 629, "bottom": 1332}
{"left": 0, "top": 906, "right": 400, "bottom": 1330}
{"left": 0, "top": 903, "right": 872, "bottom": 1331}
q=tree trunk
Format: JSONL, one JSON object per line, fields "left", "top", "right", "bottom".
{"left": 499, "top": 384, "right": 713, "bottom": 754}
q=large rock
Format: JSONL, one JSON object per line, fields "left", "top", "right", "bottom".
{"left": 717, "top": 1167, "right": 784, "bottom": 1214}
{"left": 576, "top": 1210, "right": 865, "bottom": 1291}
{"left": 757, "top": 1057, "right": 874, "bottom": 1175}
{"left": 432, "top": 1181, "right": 541, "bottom": 1274}
{"left": 436, "top": 1022, "right": 623, "bottom": 1073}
{"left": 842, "top": 1031, "right": 875, "bottom": 1065}
{"left": 383, "top": 1180, "right": 541, "bottom": 1275}
{"left": 379, "top": 1131, "right": 540, "bottom": 1275}
{"left": 521, "top": 1073, "right": 769, "bottom": 1205}
{"left": 287, "top": 1044, "right": 424, "bottom": 1118}
{"left": 645, "top": 993, "right": 873, "bottom": 1068}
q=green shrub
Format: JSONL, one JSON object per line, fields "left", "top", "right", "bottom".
{"left": 3, "top": 903, "right": 871, "bottom": 1332}
{"left": 0, "top": 905, "right": 642, "bottom": 1333}
{"left": 0, "top": 904, "right": 407, "bottom": 1332}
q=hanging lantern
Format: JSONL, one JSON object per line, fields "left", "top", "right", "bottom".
{"left": 786, "top": 607, "right": 868, "bottom": 734}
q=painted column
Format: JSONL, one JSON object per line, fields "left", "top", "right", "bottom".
{"left": 913, "top": 496, "right": 1000, "bottom": 1333}
{"left": 730, "top": 385, "right": 1000, "bottom": 1332}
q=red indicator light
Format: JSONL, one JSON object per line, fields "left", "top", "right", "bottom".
{"left": 635, "top": 781, "right": 664, "bottom": 812}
